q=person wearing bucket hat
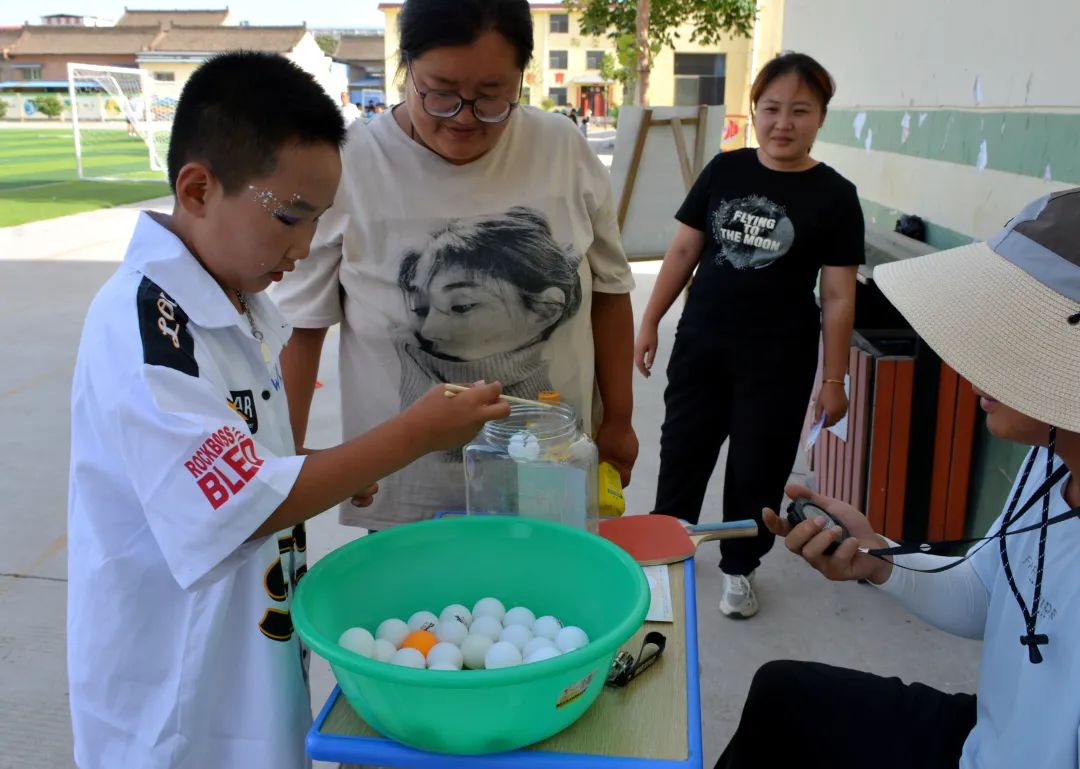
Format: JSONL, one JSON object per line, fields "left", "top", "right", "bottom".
{"left": 713, "top": 188, "right": 1080, "bottom": 769}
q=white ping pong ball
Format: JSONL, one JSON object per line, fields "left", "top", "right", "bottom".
{"left": 523, "top": 637, "right": 557, "bottom": 658}
{"left": 376, "top": 618, "right": 409, "bottom": 649}
{"left": 469, "top": 615, "right": 504, "bottom": 642}
{"left": 439, "top": 603, "right": 473, "bottom": 627}
{"left": 532, "top": 615, "right": 563, "bottom": 640}
{"left": 373, "top": 638, "right": 397, "bottom": 663}
{"left": 525, "top": 646, "right": 561, "bottom": 664}
{"left": 499, "top": 624, "right": 533, "bottom": 651}
{"left": 556, "top": 626, "right": 589, "bottom": 652}
{"left": 435, "top": 619, "right": 469, "bottom": 646}
{"left": 390, "top": 648, "right": 426, "bottom": 668}
{"left": 461, "top": 634, "right": 494, "bottom": 669}
{"left": 338, "top": 627, "right": 374, "bottom": 657}
{"left": 503, "top": 606, "right": 536, "bottom": 628}
{"left": 472, "top": 597, "right": 506, "bottom": 622}
{"left": 407, "top": 610, "right": 439, "bottom": 632}
{"left": 426, "top": 642, "right": 464, "bottom": 670}
{"left": 485, "top": 641, "right": 523, "bottom": 669}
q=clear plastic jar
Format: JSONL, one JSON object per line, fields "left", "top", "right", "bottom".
{"left": 463, "top": 403, "right": 599, "bottom": 533}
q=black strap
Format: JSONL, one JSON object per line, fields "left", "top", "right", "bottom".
{"left": 999, "top": 435, "right": 1054, "bottom": 663}
{"left": 864, "top": 446, "right": 1072, "bottom": 665}
{"left": 864, "top": 463, "right": 1073, "bottom": 571}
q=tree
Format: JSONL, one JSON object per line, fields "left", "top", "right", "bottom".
{"left": 598, "top": 36, "right": 639, "bottom": 104}
{"left": 316, "top": 33, "right": 338, "bottom": 57}
{"left": 566, "top": 0, "right": 757, "bottom": 105}
{"left": 33, "top": 95, "right": 63, "bottom": 120}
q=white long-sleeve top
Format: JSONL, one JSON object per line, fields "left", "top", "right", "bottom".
{"left": 874, "top": 447, "right": 1080, "bottom": 769}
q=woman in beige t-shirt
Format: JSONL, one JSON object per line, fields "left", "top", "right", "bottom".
{"left": 274, "top": 0, "right": 638, "bottom": 530}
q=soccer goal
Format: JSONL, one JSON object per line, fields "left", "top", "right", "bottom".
{"left": 67, "top": 63, "right": 179, "bottom": 182}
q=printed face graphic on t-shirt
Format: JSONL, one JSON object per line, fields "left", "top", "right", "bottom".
{"left": 404, "top": 263, "right": 564, "bottom": 360}
{"left": 710, "top": 195, "right": 795, "bottom": 270}
{"left": 394, "top": 206, "right": 583, "bottom": 421}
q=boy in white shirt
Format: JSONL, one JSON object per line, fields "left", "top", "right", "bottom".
{"left": 67, "top": 51, "right": 508, "bottom": 769}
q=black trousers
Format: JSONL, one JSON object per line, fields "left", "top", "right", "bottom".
{"left": 716, "top": 660, "right": 977, "bottom": 769}
{"left": 654, "top": 324, "right": 818, "bottom": 575}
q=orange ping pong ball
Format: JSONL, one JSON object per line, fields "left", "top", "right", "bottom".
{"left": 401, "top": 630, "right": 438, "bottom": 657}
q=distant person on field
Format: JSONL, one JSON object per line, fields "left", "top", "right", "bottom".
{"left": 340, "top": 90, "right": 361, "bottom": 124}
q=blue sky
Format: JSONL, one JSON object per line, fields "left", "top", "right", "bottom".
{"left": 1, "top": 0, "right": 386, "bottom": 29}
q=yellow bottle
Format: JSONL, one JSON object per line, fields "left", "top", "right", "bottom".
{"left": 598, "top": 461, "right": 625, "bottom": 518}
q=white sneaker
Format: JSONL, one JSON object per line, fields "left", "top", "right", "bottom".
{"left": 719, "top": 573, "right": 758, "bottom": 619}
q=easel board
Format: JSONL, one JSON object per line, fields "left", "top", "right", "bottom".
{"left": 610, "top": 105, "right": 726, "bottom": 261}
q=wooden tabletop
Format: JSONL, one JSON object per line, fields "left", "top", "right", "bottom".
{"left": 319, "top": 560, "right": 690, "bottom": 762}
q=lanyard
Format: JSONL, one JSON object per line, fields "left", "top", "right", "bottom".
{"left": 863, "top": 465, "right": 1071, "bottom": 565}
{"left": 863, "top": 446, "right": 1072, "bottom": 663}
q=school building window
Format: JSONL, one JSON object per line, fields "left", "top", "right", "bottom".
{"left": 549, "top": 50, "right": 568, "bottom": 70}
{"left": 549, "top": 87, "right": 568, "bottom": 106}
{"left": 549, "top": 13, "right": 569, "bottom": 33}
{"left": 151, "top": 71, "right": 176, "bottom": 82}
{"left": 17, "top": 65, "right": 43, "bottom": 81}
{"left": 586, "top": 50, "right": 605, "bottom": 70}
{"left": 673, "top": 53, "right": 725, "bottom": 106}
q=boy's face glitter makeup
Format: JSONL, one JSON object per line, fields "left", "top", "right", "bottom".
{"left": 249, "top": 185, "right": 302, "bottom": 222}
{"left": 190, "top": 140, "right": 340, "bottom": 296}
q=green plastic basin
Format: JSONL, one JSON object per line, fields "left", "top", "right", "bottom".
{"left": 292, "top": 515, "right": 649, "bottom": 754}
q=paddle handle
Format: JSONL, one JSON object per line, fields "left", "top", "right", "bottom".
{"left": 688, "top": 519, "right": 759, "bottom": 543}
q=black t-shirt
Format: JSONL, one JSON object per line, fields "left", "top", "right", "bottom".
{"left": 676, "top": 148, "right": 865, "bottom": 334}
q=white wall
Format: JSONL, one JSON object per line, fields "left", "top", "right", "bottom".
{"left": 779, "top": 0, "right": 1080, "bottom": 245}
{"left": 783, "top": 0, "right": 1080, "bottom": 109}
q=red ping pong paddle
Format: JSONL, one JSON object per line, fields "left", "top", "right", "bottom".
{"left": 599, "top": 515, "right": 759, "bottom": 566}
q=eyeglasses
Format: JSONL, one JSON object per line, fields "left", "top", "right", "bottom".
{"left": 606, "top": 631, "right": 666, "bottom": 688}
{"left": 408, "top": 63, "right": 521, "bottom": 124}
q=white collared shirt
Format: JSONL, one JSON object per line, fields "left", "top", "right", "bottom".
{"left": 68, "top": 213, "right": 311, "bottom": 769}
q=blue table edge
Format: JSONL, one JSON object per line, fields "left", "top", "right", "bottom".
{"left": 306, "top": 557, "right": 704, "bottom": 769}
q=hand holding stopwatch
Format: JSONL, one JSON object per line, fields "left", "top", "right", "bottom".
{"left": 785, "top": 497, "right": 851, "bottom": 555}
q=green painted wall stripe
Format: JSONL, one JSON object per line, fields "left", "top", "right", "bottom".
{"left": 857, "top": 195, "right": 975, "bottom": 251}
{"left": 818, "top": 108, "right": 1080, "bottom": 185}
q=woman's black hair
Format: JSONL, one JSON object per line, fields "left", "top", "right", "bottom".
{"left": 398, "top": 0, "right": 534, "bottom": 70}
{"left": 751, "top": 51, "right": 836, "bottom": 117}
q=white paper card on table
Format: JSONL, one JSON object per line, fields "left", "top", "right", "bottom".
{"left": 827, "top": 374, "right": 851, "bottom": 442}
{"left": 805, "top": 411, "right": 826, "bottom": 451}
{"left": 644, "top": 565, "right": 673, "bottom": 623}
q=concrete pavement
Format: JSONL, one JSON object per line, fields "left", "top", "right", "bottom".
{"left": 0, "top": 202, "right": 979, "bottom": 769}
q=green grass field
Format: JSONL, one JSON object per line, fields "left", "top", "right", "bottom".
{"left": 0, "top": 128, "right": 170, "bottom": 228}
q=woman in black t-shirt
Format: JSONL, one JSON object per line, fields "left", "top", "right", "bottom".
{"left": 634, "top": 52, "right": 864, "bottom": 619}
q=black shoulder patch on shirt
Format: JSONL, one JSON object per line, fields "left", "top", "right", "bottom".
{"left": 228, "top": 389, "right": 259, "bottom": 434}
{"left": 137, "top": 277, "right": 198, "bottom": 377}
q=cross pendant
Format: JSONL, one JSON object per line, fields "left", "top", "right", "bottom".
{"left": 1020, "top": 633, "right": 1049, "bottom": 664}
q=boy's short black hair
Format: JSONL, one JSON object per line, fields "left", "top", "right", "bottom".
{"left": 167, "top": 51, "right": 346, "bottom": 194}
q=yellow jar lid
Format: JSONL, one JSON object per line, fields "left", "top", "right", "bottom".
{"left": 537, "top": 390, "right": 561, "bottom": 404}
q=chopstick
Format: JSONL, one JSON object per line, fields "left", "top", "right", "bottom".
{"left": 442, "top": 383, "right": 556, "bottom": 409}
